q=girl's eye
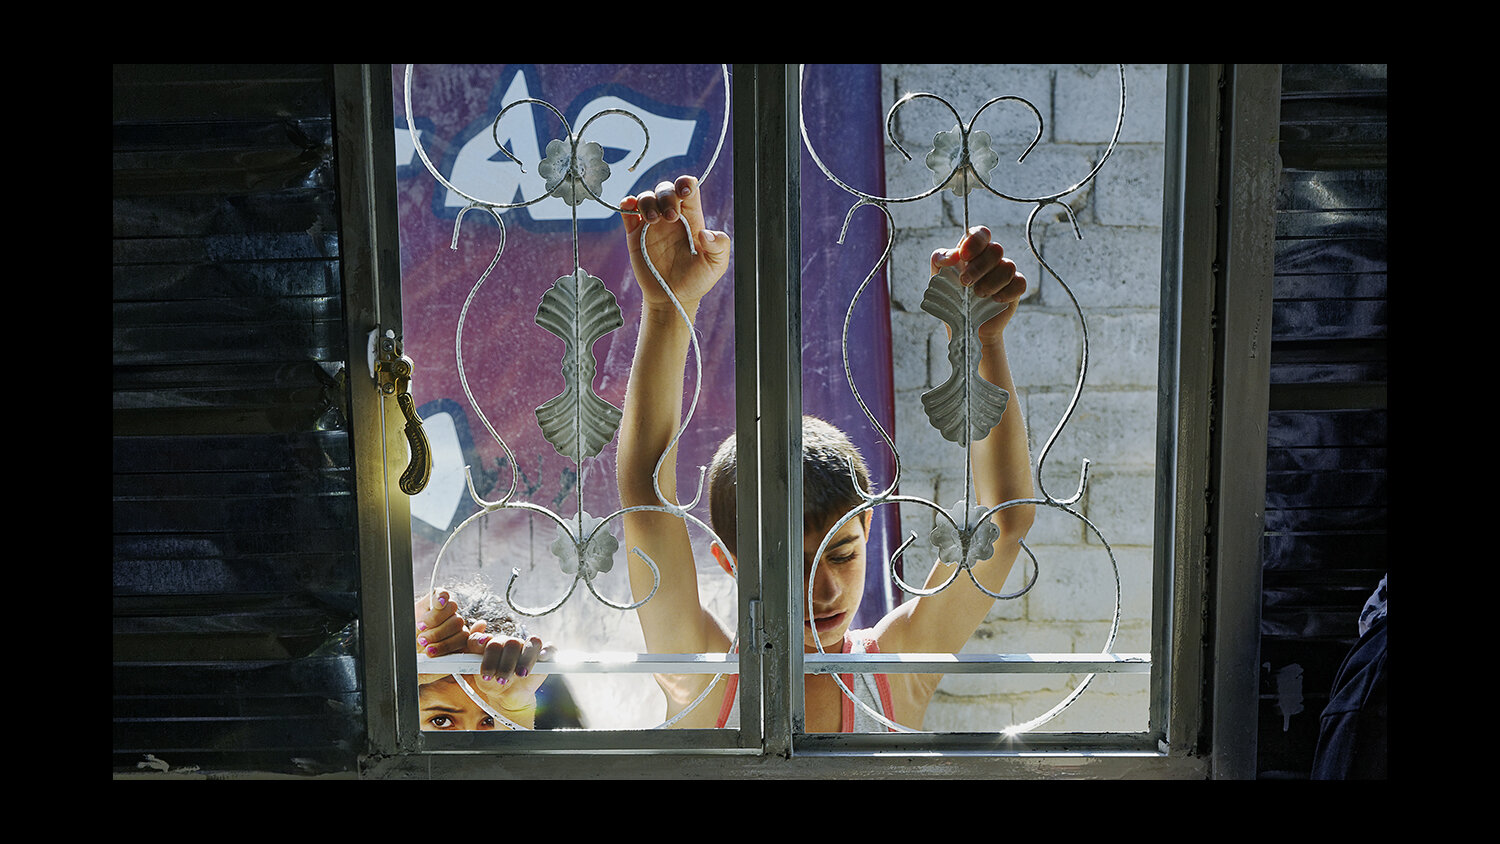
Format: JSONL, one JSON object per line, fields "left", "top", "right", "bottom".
{"left": 828, "top": 553, "right": 855, "bottom": 566}
{"left": 480, "top": 716, "right": 496, "bottom": 729}
{"left": 428, "top": 715, "right": 454, "bottom": 729}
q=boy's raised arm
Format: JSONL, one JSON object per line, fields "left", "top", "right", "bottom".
{"left": 617, "top": 176, "right": 733, "bottom": 664}
{"left": 880, "top": 226, "right": 1037, "bottom": 655}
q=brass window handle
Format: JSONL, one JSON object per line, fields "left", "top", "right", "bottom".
{"left": 394, "top": 371, "right": 432, "bottom": 495}
{"left": 373, "top": 330, "right": 432, "bottom": 496}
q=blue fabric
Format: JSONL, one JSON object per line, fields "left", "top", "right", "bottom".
{"left": 1311, "top": 616, "right": 1387, "bottom": 779}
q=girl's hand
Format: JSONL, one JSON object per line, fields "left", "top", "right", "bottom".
{"left": 414, "top": 589, "right": 472, "bottom": 658}
{"left": 466, "top": 630, "right": 554, "bottom": 722}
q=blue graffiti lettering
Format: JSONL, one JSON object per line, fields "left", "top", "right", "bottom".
{"left": 396, "top": 67, "right": 704, "bottom": 231}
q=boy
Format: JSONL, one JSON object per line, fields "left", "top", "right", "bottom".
{"left": 617, "top": 175, "right": 1033, "bottom": 731}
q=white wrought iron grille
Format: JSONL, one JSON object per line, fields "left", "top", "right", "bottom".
{"left": 396, "top": 63, "right": 1152, "bottom": 736}
{"left": 798, "top": 65, "right": 1142, "bottom": 734}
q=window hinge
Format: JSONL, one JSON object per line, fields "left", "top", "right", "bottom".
{"left": 748, "top": 599, "right": 764, "bottom": 654}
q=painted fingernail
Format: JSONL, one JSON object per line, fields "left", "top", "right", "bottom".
{"left": 418, "top": 636, "right": 428, "bottom": 645}
{"left": 481, "top": 674, "right": 491, "bottom": 681}
{"left": 417, "top": 621, "right": 426, "bottom": 631}
{"left": 517, "top": 666, "right": 529, "bottom": 678}
{"left": 425, "top": 646, "right": 437, "bottom": 656}
{"left": 438, "top": 594, "right": 447, "bottom": 606}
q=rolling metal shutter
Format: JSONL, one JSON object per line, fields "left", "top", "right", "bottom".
{"left": 1257, "top": 63, "right": 1387, "bottom": 778}
{"left": 112, "top": 64, "right": 363, "bottom": 776}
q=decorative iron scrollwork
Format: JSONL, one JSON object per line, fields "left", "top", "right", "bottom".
{"left": 403, "top": 65, "right": 732, "bottom": 729}
{"left": 799, "top": 64, "right": 1130, "bottom": 734}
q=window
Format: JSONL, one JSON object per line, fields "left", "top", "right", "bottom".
{"left": 346, "top": 63, "right": 1272, "bottom": 777}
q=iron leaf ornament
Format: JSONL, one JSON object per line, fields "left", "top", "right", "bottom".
{"left": 550, "top": 511, "right": 619, "bottom": 582}
{"left": 538, "top": 139, "right": 610, "bottom": 207}
{"left": 920, "top": 266, "right": 1009, "bottom": 444}
{"left": 925, "top": 124, "right": 1000, "bottom": 198}
{"left": 534, "top": 268, "right": 624, "bottom": 460}
{"left": 929, "top": 500, "right": 1002, "bottom": 570}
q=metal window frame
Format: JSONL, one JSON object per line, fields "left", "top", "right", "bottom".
{"left": 345, "top": 63, "right": 1273, "bottom": 779}
{"left": 1152, "top": 63, "right": 1280, "bottom": 777}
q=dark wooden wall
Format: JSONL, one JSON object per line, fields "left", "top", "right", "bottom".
{"left": 1257, "top": 63, "right": 1387, "bottom": 778}
{"left": 112, "top": 64, "right": 364, "bottom": 776}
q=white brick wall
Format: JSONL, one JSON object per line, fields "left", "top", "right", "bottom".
{"left": 880, "top": 64, "right": 1166, "bottom": 733}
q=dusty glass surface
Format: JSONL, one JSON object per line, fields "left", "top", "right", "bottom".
{"left": 796, "top": 64, "right": 1166, "bottom": 734}
{"left": 393, "top": 64, "right": 736, "bottom": 730}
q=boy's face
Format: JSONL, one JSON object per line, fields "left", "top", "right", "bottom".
{"left": 418, "top": 675, "right": 499, "bottom": 731}
{"left": 801, "top": 510, "right": 871, "bottom": 651}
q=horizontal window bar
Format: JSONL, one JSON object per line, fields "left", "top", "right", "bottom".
{"left": 808, "top": 653, "right": 1151, "bottom": 674}
{"left": 419, "top": 652, "right": 1151, "bottom": 675}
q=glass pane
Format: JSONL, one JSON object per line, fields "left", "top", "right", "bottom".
{"left": 797, "top": 64, "right": 1164, "bottom": 734}
{"left": 392, "top": 64, "right": 736, "bottom": 731}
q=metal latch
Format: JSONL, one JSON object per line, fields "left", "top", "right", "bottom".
{"left": 370, "top": 328, "right": 432, "bottom": 495}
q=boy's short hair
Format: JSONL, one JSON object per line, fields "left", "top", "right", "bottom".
{"left": 707, "top": 416, "right": 870, "bottom": 557}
